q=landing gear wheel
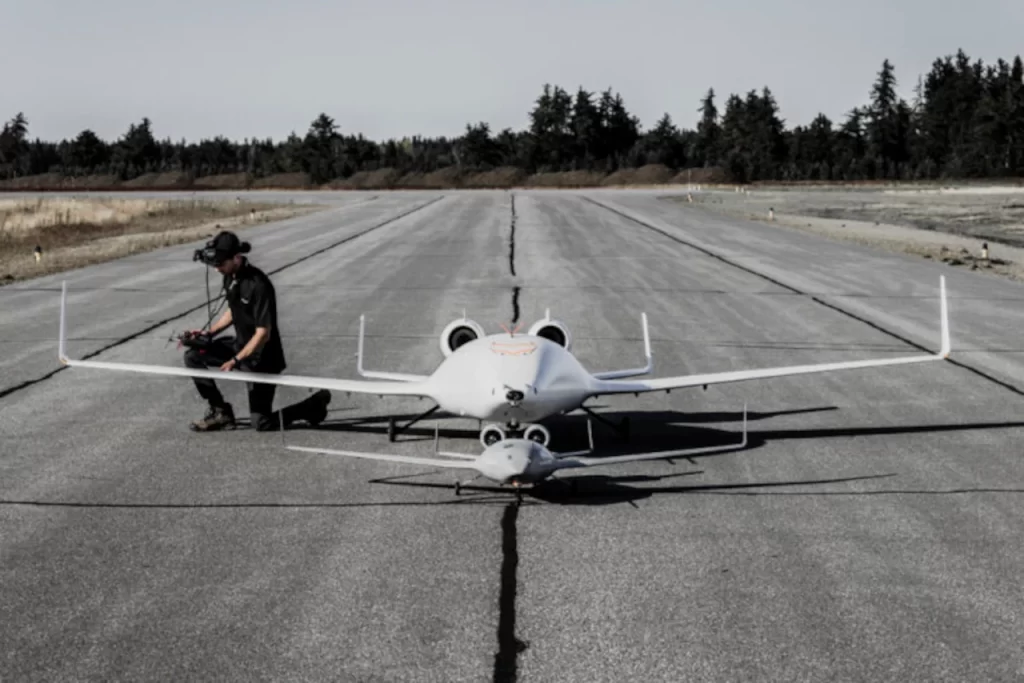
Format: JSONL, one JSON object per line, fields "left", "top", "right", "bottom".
{"left": 455, "top": 481, "right": 462, "bottom": 496}
{"left": 388, "top": 417, "right": 396, "bottom": 442}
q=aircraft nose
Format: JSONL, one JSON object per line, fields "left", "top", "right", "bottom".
{"left": 482, "top": 444, "right": 531, "bottom": 482}
{"left": 503, "top": 452, "right": 528, "bottom": 477}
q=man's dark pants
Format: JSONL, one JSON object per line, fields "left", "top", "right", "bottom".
{"left": 184, "top": 336, "right": 324, "bottom": 431}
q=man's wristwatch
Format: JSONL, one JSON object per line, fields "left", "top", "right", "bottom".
{"left": 232, "top": 355, "right": 241, "bottom": 365}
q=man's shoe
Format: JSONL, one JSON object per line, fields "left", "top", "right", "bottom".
{"left": 304, "top": 390, "right": 331, "bottom": 426}
{"left": 189, "top": 404, "right": 236, "bottom": 431}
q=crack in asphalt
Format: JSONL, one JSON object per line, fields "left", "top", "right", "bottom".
{"left": 493, "top": 500, "right": 528, "bottom": 682}
{"left": 508, "top": 192, "right": 517, "bottom": 277}
{"left": 495, "top": 192, "right": 526, "bottom": 682}
{"left": 508, "top": 193, "right": 521, "bottom": 325}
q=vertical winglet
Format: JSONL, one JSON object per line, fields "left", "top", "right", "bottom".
{"left": 939, "top": 275, "right": 951, "bottom": 358}
{"left": 279, "top": 407, "right": 285, "bottom": 446}
{"left": 641, "top": 312, "right": 652, "bottom": 371}
{"left": 740, "top": 402, "right": 748, "bottom": 447}
{"left": 58, "top": 280, "right": 68, "bottom": 365}
{"left": 353, "top": 314, "right": 427, "bottom": 382}
{"left": 588, "top": 311, "right": 654, "bottom": 380}
{"left": 357, "top": 314, "right": 366, "bottom": 375}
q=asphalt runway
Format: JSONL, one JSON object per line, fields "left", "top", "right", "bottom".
{"left": 3, "top": 189, "right": 1024, "bottom": 681}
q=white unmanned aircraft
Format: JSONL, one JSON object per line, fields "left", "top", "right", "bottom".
{"left": 57, "top": 276, "right": 951, "bottom": 448}
{"left": 286, "top": 409, "right": 748, "bottom": 498}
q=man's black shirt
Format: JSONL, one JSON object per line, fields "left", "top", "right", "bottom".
{"left": 221, "top": 260, "right": 286, "bottom": 372}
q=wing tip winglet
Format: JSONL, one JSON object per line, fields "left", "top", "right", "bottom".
{"left": 357, "top": 314, "right": 366, "bottom": 374}
{"left": 58, "top": 280, "right": 69, "bottom": 364}
{"left": 741, "top": 402, "right": 748, "bottom": 447}
{"left": 939, "top": 275, "right": 951, "bottom": 359}
{"left": 641, "top": 311, "right": 652, "bottom": 368}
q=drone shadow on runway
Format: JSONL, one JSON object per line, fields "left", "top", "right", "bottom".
{"left": 312, "top": 403, "right": 1024, "bottom": 456}
{"left": 312, "top": 404, "right": 838, "bottom": 453}
{"left": 366, "top": 471, "right": 902, "bottom": 508}
{"left": 309, "top": 404, "right": 1024, "bottom": 507}
{"left": 8, "top": 406, "right": 1024, "bottom": 510}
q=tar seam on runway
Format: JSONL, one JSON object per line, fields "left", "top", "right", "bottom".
{"left": 509, "top": 194, "right": 521, "bottom": 325}
{"left": 493, "top": 500, "right": 527, "bottom": 682}
{"left": 0, "top": 195, "right": 445, "bottom": 402}
{"left": 582, "top": 195, "right": 1024, "bottom": 399}
{"left": 508, "top": 192, "right": 517, "bottom": 277}
{"left": 496, "top": 194, "right": 523, "bottom": 682}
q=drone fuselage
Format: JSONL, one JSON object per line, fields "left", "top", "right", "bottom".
{"left": 474, "top": 438, "right": 561, "bottom": 485}
{"left": 425, "top": 333, "right": 594, "bottom": 424}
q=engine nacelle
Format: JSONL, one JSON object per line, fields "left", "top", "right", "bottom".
{"left": 528, "top": 316, "right": 572, "bottom": 351}
{"left": 523, "top": 424, "right": 551, "bottom": 447}
{"left": 440, "top": 317, "right": 485, "bottom": 357}
{"left": 480, "top": 424, "right": 506, "bottom": 447}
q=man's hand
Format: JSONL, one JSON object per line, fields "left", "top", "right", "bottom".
{"left": 220, "top": 357, "right": 237, "bottom": 371}
{"left": 178, "top": 329, "right": 211, "bottom": 349}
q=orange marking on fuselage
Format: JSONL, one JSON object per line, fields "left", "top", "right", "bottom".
{"left": 490, "top": 339, "right": 537, "bottom": 356}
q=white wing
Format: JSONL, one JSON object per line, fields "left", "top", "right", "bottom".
{"left": 60, "top": 358, "right": 435, "bottom": 397}
{"left": 588, "top": 276, "right": 951, "bottom": 397}
{"left": 285, "top": 445, "right": 481, "bottom": 469}
{"left": 57, "top": 282, "right": 435, "bottom": 399}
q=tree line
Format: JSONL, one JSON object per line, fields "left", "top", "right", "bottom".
{"left": 1, "top": 48, "right": 1022, "bottom": 186}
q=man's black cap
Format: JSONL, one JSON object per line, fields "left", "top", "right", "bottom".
{"left": 206, "top": 231, "right": 250, "bottom": 264}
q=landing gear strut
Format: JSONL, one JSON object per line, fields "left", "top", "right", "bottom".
{"left": 455, "top": 474, "right": 483, "bottom": 496}
{"left": 387, "top": 405, "right": 441, "bottom": 441}
{"left": 579, "top": 406, "right": 631, "bottom": 439}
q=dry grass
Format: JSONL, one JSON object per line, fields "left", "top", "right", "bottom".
{"left": 0, "top": 165, "right": 731, "bottom": 191}
{"left": 0, "top": 197, "right": 323, "bottom": 285}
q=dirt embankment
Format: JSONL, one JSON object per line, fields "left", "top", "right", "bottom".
{"left": 0, "top": 197, "right": 324, "bottom": 285}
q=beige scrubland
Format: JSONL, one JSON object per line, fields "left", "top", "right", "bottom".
{"left": 3, "top": 165, "right": 1021, "bottom": 192}
{"left": 0, "top": 197, "right": 323, "bottom": 284}
{"left": 0, "top": 164, "right": 731, "bottom": 191}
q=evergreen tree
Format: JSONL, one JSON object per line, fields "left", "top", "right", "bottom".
{"left": 695, "top": 88, "right": 720, "bottom": 167}
{"left": 3, "top": 47, "right": 1023, "bottom": 187}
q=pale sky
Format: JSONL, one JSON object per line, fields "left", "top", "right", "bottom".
{"left": 4, "top": 0, "right": 1023, "bottom": 144}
